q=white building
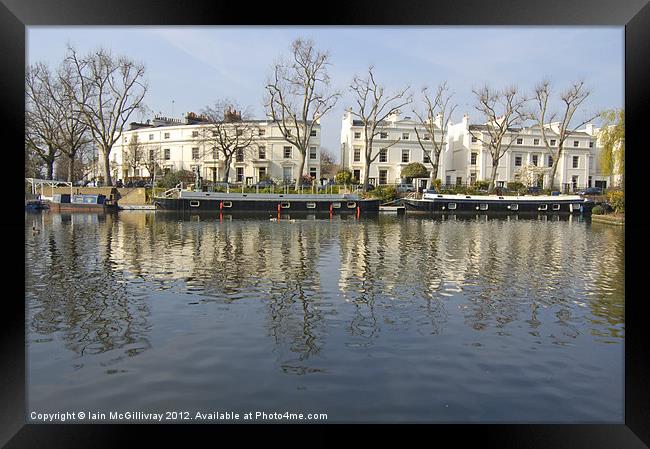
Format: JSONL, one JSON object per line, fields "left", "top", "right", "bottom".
{"left": 340, "top": 109, "right": 446, "bottom": 186}
{"left": 110, "top": 112, "right": 321, "bottom": 185}
{"left": 342, "top": 110, "right": 616, "bottom": 191}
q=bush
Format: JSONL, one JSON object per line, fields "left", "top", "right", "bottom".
{"left": 156, "top": 170, "right": 194, "bottom": 189}
{"left": 606, "top": 190, "right": 624, "bottom": 213}
{"left": 367, "top": 185, "right": 397, "bottom": 203}
{"left": 507, "top": 181, "right": 525, "bottom": 191}
{"left": 592, "top": 205, "right": 605, "bottom": 215}
{"left": 431, "top": 178, "right": 442, "bottom": 191}
{"left": 335, "top": 169, "right": 353, "bottom": 185}
{"left": 400, "top": 162, "right": 429, "bottom": 180}
{"left": 475, "top": 180, "right": 490, "bottom": 191}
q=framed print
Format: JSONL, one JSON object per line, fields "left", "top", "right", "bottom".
{"left": 2, "top": 0, "right": 648, "bottom": 447}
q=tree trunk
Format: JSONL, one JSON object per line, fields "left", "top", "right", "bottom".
{"left": 547, "top": 155, "right": 560, "bottom": 190}
{"left": 67, "top": 155, "right": 75, "bottom": 183}
{"left": 46, "top": 160, "right": 54, "bottom": 180}
{"left": 222, "top": 155, "right": 232, "bottom": 183}
{"left": 102, "top": 149, "right": 113, "bottom": 186}
{"left": 363, "top": 161, "right": 371, "bottom": 192}
{"left": 488, "top": 162, "right": 499, "bottom": 193}
{"left": 294, "top": 151, "right": 306, "bottom": 190}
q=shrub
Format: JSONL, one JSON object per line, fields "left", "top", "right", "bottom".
{"left": 335, "top": 169, "right": 353, "bottom": 185}
{"left": 431, "top": 178, "right": 442, "bottom": 191}
{"left": 592, "top": 205, "right": 605, "bottom": 215}
{"left": 367, "top": 185, "right": 397, "bottom": 203}
{"left": 156, "top": 170, "right": 194, "bottom": 189}
{"left": 507, "top": 181, "right": 525, "bottom": 191}
{"left": 400, "top": 162, "right": 429, "bottom": 180}
{"left": 606, "top": 190, "right": 624, "bottom": 213}
{"left": 475, "top": 180, "right": 490, "bottom": 191}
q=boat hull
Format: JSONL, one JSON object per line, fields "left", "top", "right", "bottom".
{"left": 403, "top": 197, "right": 594, "bottom": 215}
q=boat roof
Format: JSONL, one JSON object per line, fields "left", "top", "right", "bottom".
{"left": 422, "top": 193, "right": 586, "bottom": 202}
{"left": 175, "top": 191, "right": 362, "bottom": 200}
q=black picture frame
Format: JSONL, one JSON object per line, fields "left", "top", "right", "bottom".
{"left": 2, "top": 0, "right": 648, "bottom": 447}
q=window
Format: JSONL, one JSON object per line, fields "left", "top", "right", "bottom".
{"left": 306, "top": 202, "right": 316, "bottom": 209}
{"left": 309, "top": 146, "right": 317, "bottom": 160}
{"left": 380, "top": 132, "right": 388, "bottom": 139}
{"left": 149, "top": 134, "right": 154, "bottom": 141}
{"left": 280, "top": 202, "right": 291, "bottom": 209}
{"left": 258, "top": 129, "right": 265, "bottom": 136}
{"left": 515, "top": 155, "right": 522, "bottom": 167}
{"left": 471, "top": 136, "right": 478, "bottom": 143}
{"left": 424, "top": 134, "right": 431, "bottom": 141}
{"left": 446, "top": 175, "right": 451, "bottom": 185}
{"left": 310, "top": 130, "right": 317, "bottom": 137}
{"left": 479, "top": 203, "right": 488, "bottom": 211}
{"left": 378, "top": 169, "right": 388, "bottom": 185}
{"left": 192, "top": 147, "right": 199, "bottom": 160}
{"left": 354, "top": 132, "right": 361, "bottom": 139}
{"left": 532, "top": 154, "right": 538, "bottom": 166}
{"left": 549, "top": 139, "right": 555, "bottom": 146}
{"left": 332, "top": 202, "right": 341, "bottom": 208}
{"left": 548, "top": 155, "right": 553, "bottom": 167}
{"left": 149, "top": 149, "right": 155, "bottom": 161}
{"left": 310, "top": 167, "right": 317, "bottom": 178}
{"left": 236, "top": 149, "right": 244, "bottom": 162}
{"left": 516, "top": 138, "right": 523, "bottom": 145}
{"left": 573, "top": 140, "right": 579, "bottom": 147}
{"left": 284, "top": 146, "right": 292, "bottom": 159}
{"left": 456, "top": 177, "right": 462, "bottom": 186}
{"left": 552, "top": 204, "right": 561, "bottom": 211}
{"left": 353, "top": 169, "right": 360, "bottom": 182}
{"left": 192, "top": 131, "right": 199, "bottom": 138}
{"left": 509, "top": 204, "right": 519, "bottom": 211}
{"left": 133, "top": 168, "right": 140, "bottom": 177}
{"left": 283, "top": 166, "right": 292, "bottom": 180}
{"left": 401, "top": 149, "right": 409, "bottom": 163}
{"left": 353, "top": 147, "right": 361, "bottom": 162}
{"left": 534, "top": 138, "right": 539, "bottom": 145}
{"left": 379, "top": 148, "right": 387, "bottom": 163}
{"left": 402, "top": 132, "right": 410, "bottom": 140}
{"left": 447, "top": 203, "right": 457, "bottom": 210}
{"left": 589, "top": 141, "right": 594, "bottom": 148}
{"left": 212, "top": 147, "right": 218, "bottom": 159}
{"left": 258, "top": 167, "right": 266, "bottom": 179}
{"left": 189, "top": 200, "right": 200, "bottom": 207}
{"left": 347, "top": 201, "right": 356, "bottom": 209}
{"left": 164, "top": 133, "right": 170, "bottom": 139}
{"left": 164, "top": 148, "right": 170, "bottom": 160}
{"left": 538, "top": 204, "right": 548, "bottom": 211}
{"left": 571, "top": 175, "right": 579, "bottom": 190}
{"left": 258, "top": 146, "right": 266, "bottom": 160}
{"left": 222, "top": 201, "right": 232, "bottom": 208}
{"left": 572, "top": 156, "right": 579, "bottom": 168}
{"left": 471, "top": 153, "right": 477, "bottom": 165}
{"left": 423, "top": 152, "right": 430, "bottom": 164}
{"left": 236, "top": 167, "right": 244, "bottom": 182}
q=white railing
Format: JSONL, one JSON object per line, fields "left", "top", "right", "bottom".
{"left": 162, "top": 182, "right": 183, "bottom": 198}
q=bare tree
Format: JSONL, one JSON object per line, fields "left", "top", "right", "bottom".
{"left": 199, "top": 101, "right": 258, "bottom": 183}
{"left": 25, "top": 63, "right": 62, "bottom": 180}
{"left": 319, "top": 147, "right": 338, "bottom": 178}
{"left": 349, "top": 66, "right": 412, "bottom": 191}
{"left": 469, "top": 85, "right": 529, "bottom": 193}
{"left": 142, "top": 144, "right": 162, "bottom": 183}
{"left": 413, "top": 83, "right": 457, "bottom": 183}
{"left": 123, "top": 133, "right": 144, "bottom": 180}
{"left": 531, "top": 79, "right": 599, "bottom": 190}
{"left": 265, "top": 38, "right": 340, "bottom": 190}
{"left": 65, "top": 46, "right": 147, "bottom": 186}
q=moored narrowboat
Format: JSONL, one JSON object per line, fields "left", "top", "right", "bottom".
{"left": 403, "top": 192, "right": 595, "bottom": 215}
{"left": 48, "top": 193, "right": 118, "bottom": 211}
{"left": 154, "top": 191, "right": 380, "bottom": 214}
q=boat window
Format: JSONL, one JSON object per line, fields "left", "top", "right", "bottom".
{"left": 447, "top": 203, "right": 457, "bottom": 210}
{"left": 222, "top": 201, "right": 232, "bottom": 208}
{"left": 332, "top": 202, "right": 341, "bottom": 208}
{"left": 190, "top": 201, "right": 200, "bottom": 207}
{"left": 552, "top": 204, "right": 561, "bottom": 211}
{"left": 510, "top": 204, "right": 519, "bottom": 211}
{"left": 347, "top": 201, "right": 357, "bottom": 208}
{"left": 479, "top": 203, "right": 488, "bottom": 210}
{"left": 306, "top": 202, "right": 316, "bottom": 209}
{"left": 538, "top": 204, "right": 548, "bottom": 211}
{"left": 281, "top": 202, "right": 291, "bottom": 209}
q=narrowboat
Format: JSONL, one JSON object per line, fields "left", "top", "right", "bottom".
{"left": 154, "top": 191, "right": 380, "bottom": 214}
{"left": 403, "top": 191, "right": 595, "bottom": 215}
{"left": 48, "top": 193, "right": 118, "bottom": 211}
{"left": 25, "top": 199, "right": 49, "bottom": 210}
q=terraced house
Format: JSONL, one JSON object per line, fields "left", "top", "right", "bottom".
{"left": 110, "top": 111, "right": 321, "bottom": 185}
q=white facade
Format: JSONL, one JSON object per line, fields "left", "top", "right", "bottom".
{"left": 110, "top": 115, "right": 321, "bottom": 185}
{"left": 340, "top": 110, "right": 445, "bottom": 186}
{"left": 342, "top": 110, "right": 616, "bottom": 190}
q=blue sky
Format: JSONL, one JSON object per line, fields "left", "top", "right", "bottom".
{"left": 28, "top": 26, "right": 623, "bottom": 161}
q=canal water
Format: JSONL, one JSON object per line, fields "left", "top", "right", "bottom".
{"left": 25, "top": 212, "right": 624, "bottom": 423}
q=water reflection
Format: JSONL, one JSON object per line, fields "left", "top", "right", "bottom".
{"left": 26, "top": 211, "right": 624, "bottom": 420}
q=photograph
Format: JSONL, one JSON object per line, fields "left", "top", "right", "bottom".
{"left": 23, "top": 25, "right": 625, "bottom": 423}
{"left": 2, "top": 0, "right": 647, "bottom": 445}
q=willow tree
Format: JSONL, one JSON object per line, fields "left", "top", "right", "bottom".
{"left": 65, "top": 46, "right": 147, "bottom": 186}
{"left": 531, "top": 79, "right": 599, "bottom": 190}
{"left": 598, "top": 109, "right": 624, "bottom": 189}
{"left": 413, "top": 83, "right": 457, "bottom": 183}
{"left": 469, "top": 85, "right": 529, "bottom": 193}
{"left": 349, "top": 65, "right": 412, "bottom": 191}
{"left": 265, "top": 38, "right": 340, "bottom": 190}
